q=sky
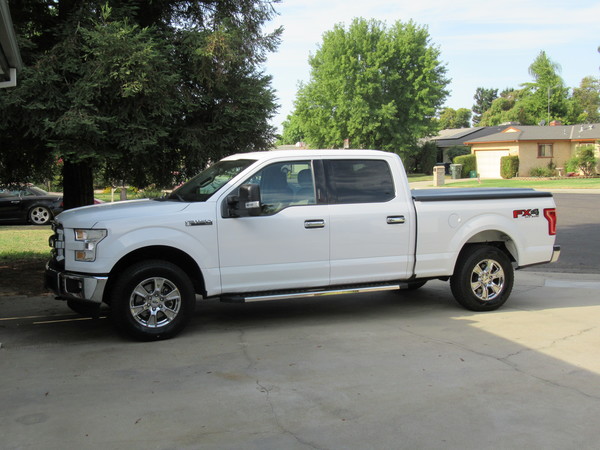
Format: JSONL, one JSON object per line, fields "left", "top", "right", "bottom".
{"left": 263, "top": 0, "right": 600, "bottom": 132}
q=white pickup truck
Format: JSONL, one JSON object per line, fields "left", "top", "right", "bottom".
{"left": 46, "top": 150, "right": 560, "bottom": 340}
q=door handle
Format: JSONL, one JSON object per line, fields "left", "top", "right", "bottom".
{"left": 11, "top": 200, "right": 20, "bottom": 204}
{"left": 304, "top": 219, "right": 325, "bottom": 229}
{"left": 386, "top": 216, "right": 405, "bottom": 224}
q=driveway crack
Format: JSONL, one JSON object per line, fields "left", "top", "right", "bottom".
{"left": 256, "top": 380, "right": 322, "bottom": 450}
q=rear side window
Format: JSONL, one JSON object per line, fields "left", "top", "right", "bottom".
{"left": 325, "top": 159, "right": 395, "bottom": 204}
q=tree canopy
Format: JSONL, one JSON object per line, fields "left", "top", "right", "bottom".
{"left": 281, "top": 18, "right": 449, "bottom": 163}
{"left": 437, "top": 107, "right": 471, "bottom": 129}
{"left": 472, "top": 87, "right": 498, "bottom": 126}
{"left": 0, "top": 0, "right": 281, "bottom": 208}
{"left": 478, "top": 51, "right": 571, "bottom": 126}
{"left": 569, "top": 76, "right": 600, "bottom": 123}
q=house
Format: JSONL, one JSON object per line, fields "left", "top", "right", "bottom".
{"left": 426, "top": 125, "right": 511, "bottom": 164}
{"left": 0, "top": 0, "right": 22, "bottom": 88}
{"left": 464, "top": 122, "right": 600, "bottom": 178}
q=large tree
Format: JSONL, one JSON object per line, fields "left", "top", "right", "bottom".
{"left": 478, "top": 51, "right": 569, "bottom": 126}
{"left": 472, "top": 87, "right": 498, "bottom": 126}
{"left": 0, "top": 0, "right": 281, "bottom": 209}
{"left": 568, "top": 76, "right": 600, "bottom": 123}
{"left": 282, "top": 18, "right": 449, "bottom": 161}
{"left": 437, "top": 107, "right": 471, "bottom": 129}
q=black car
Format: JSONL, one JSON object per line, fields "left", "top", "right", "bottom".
{"left": 0, "top": 185, "right": 63, "bottom": 225}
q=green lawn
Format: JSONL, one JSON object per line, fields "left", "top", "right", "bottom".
{"left": 445, "top": 178, "right": 600, "bottom": 189}
{"left": 409, "top": 174, "right": 600, "bottom": 189}
{"left": 406, "top": 174, "right": 433, "bottom": 182}
{"left": 0, "top": 226, "right": 53, "bottom": 263}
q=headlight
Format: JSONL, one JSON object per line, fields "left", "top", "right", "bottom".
{"left": 73, "top": 229, "right": 107, "bottom": 262}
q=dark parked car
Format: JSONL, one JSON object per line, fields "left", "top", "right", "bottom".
{"left": 0, "top": 185, "right": 63, "bottom": 225}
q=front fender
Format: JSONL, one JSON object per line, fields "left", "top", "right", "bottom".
{"left": 68, "top": 225, "right": 218, "bottom": 277}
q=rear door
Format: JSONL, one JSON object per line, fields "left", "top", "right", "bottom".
{"left": 325, "top": 158, "right": 413, "bottom": 284}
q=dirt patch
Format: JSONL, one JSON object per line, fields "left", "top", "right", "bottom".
{"left": 0, "top": 258, "right": 52, "bottom": 297}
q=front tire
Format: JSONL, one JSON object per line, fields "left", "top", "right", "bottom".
{"left": 29, "top": 205, "right": 52, "bottom": 225}
{"left": 450, "top": 245, "right": 514, "bottom": 311}
{"left": 110, "top": 260, "right": 195, "bottom": 341}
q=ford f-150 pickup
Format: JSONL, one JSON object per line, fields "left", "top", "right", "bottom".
{"left": 45, "top": 150, "right": 560, "bottom": 340}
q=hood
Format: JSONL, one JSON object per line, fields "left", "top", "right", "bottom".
{"left": 55, "top": 199, "right": 191, "bottom": 228}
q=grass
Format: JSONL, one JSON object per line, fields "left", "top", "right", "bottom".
{"left": 445, "top": 178, "right": 600, "bottom": 189}
{"left": 409, "top": 175, "right": 600, "bottom": 189}
{"left": 0, "top": 225, "right": 53, "bottom": 263}
{"left": 0, "top": 226, "right": 53, "bottom": 296}
{"left": 406, "top": 173, "right": 433, "bottom": 182}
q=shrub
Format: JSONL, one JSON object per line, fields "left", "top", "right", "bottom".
{"left": 454, "top": 154, "right": 476, "bottom": 175}
{"left": 566, "top": 145, "right": 597, "bottom": 176}
{"left": 409, "top": 141, "right": 438, "bottom": 175}
{"left": 500, "top": 156, "right": 519, "bottom": 179}
{"left": 447, "top": 145, "right": 470, "bottom": 161}
{"left": 529, "top": 166, "right": 555, "bottom": 177}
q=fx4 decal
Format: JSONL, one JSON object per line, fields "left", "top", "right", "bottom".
{"left": 513, "top": 209, "right": 539, "bottom": 219}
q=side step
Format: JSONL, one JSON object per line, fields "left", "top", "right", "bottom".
{"left": 220, "top": 282, "right": 408, "bottom": 303}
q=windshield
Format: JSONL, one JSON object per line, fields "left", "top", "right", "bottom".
{"left": 168, "top": 159, "right": 255, "bottom": 202}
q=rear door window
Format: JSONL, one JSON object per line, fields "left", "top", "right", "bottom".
{"left": 324, "top": 160, "right": 395, "bottom": 204}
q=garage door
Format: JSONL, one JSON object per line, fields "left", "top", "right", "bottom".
{"left": 475, "top": 150, "right": 509, "bottom": 179}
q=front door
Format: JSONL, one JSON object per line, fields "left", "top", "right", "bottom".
{"left": 217, "top": 160, "right": 330, "bottom": 293}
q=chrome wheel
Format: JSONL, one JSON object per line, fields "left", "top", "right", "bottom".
{"left": 470, "top": 259, "right": 505, "bottom": 301}
{"left": 29, "top": 206, "right": 51, "bottom": 225}
{"left": 451, "top": 245, "right": 514, "bottom": 311}
{"left": 129, "top": 277, "right": 182, "bottom": 329}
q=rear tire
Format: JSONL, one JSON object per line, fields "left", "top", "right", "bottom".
{"left": 110, "top": 260, "right": 195, "bottom": 341}
{"left": 450, "top": 245, "right": 514, "bottom": 311}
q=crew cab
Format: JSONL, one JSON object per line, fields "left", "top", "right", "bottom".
{"left": 45, "top": 150, "right": 560, "bottom": 340}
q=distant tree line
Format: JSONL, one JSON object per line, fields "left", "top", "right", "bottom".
{"left": 471, "top": 51, "right": 599, "bottom": 127}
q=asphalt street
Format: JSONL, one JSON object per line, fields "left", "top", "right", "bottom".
{"left": 0, "top": 191, "right": 599, "bottom": 449}
{"left": 538, "top": 193, "right": 600, "bottom": 274}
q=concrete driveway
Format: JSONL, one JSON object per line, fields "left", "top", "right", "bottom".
{"left": 1, "top": 269, "right": 600, "bottom": 449}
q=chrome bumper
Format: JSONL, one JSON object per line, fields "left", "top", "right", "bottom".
{"left": 45, "top": 263, "right": 107, "bottom": 304}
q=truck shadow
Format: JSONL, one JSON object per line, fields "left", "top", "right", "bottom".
{"left": 2, "top": 274, "right": 599, "bottom": 346}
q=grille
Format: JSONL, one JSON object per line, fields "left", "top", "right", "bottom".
{"left": 49, "top": 222, "right": 65, "bottom": 268}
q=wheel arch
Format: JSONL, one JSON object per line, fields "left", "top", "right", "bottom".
{"left": 448, "top": 215, "right": 522, "bottom": 273}
{"left": 103, "top": 246, "right": 206, "bottom": 304}
{"left": 461, "top": 229, "right": 517, "bottom": 264}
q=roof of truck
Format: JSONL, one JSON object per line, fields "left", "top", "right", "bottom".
{"left": 223, "top": 149, "right": 394, "bottom": 161}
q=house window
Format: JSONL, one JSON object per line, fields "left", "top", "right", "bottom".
{"left": 538, "top": 144, "right": 553, "bottom": 158}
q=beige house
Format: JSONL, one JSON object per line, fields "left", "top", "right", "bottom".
{"left": 464, "top": 122, "right": 600, "bottom": 178}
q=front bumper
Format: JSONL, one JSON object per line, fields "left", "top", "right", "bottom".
{"left": 45, "top": 262, "right": 108, "bottom": 304}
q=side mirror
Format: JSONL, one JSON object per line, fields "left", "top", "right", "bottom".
{"left": 227, "top": 184, "right": 262, "bottom": 217}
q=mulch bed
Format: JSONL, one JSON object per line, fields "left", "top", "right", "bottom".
{"left": 0, "top": 258, "right": 51, "bottom": 297}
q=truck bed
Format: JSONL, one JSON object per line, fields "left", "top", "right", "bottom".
{"left": 412, "top": 188, "right": 553, "bottom": 202}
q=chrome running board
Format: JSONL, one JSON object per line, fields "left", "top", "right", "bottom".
{"left": 220, "top": 283, "right": 405, "bottom": 303}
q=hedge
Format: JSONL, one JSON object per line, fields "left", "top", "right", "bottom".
{"left": 454, "top": 154, "right": 476, "bottom": 175}
{"left": 500, "top": 155, "right": 519, "bottom": 179}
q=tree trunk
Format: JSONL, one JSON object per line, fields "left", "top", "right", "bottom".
{"left": 62, "top": 160, "right": 94, "bottom": 210}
